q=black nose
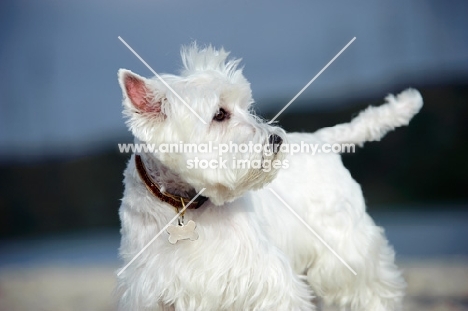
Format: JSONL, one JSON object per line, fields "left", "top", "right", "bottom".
{"left": 268, "top": 134, "right": 283, "bottom": 154}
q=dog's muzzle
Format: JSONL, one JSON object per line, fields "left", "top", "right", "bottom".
{"left": 268, "top": 134, "right": 283, "bottom": 154}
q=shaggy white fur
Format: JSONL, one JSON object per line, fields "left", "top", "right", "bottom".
{"left": 116, "top": 44, "right": 423, "bottom": 311}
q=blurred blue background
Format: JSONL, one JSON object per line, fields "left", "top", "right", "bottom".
{"left": 1, "top": 0, "right": 467, "bottom": 159}
{"left": 0, "top": 1, "right": 467, "bottom": 310}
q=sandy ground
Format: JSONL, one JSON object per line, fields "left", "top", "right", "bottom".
{"left": 0, "top": 259, "right": 467, "bottom": 311}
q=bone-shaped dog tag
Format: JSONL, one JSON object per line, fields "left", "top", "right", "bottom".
{"left": 167, "top": 220, "right": 199, "bottom": 244}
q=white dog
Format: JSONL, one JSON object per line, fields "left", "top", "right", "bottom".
{"left": 116, "top": 44, "right": 422, "bottom": 311}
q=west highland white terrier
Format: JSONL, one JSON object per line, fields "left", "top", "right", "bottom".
{"left": 116, "top": 44, "right": 423, "bottom": 311}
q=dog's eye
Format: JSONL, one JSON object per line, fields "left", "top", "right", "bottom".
{"left": 213, "top": 108, "right": 228, "bottom": 122}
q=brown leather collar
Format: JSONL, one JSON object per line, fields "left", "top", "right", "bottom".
{"left": 135, "top": 155, "right": 208, "bottom": 210}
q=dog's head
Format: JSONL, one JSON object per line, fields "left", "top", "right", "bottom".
{"left": 118, "top": 44, "right": 285, "bottom": 205}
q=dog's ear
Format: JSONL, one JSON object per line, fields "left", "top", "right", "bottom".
{"left": 118, "top": 69, "right": 163, "bottom": 115}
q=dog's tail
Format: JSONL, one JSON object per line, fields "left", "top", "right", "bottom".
{"left": 313, "top": 88, "right": 423, "bottom": 147}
